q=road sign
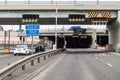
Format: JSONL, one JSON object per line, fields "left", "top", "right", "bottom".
{"left": 96, "top": 12, "right": 103, "bottom": 18}
{"left": 25, "top": 24, "right": 40, "bottom": 36}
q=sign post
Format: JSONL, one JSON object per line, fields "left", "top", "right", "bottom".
{"left": 25, "top": 24, "right": 40, "bottom": 54}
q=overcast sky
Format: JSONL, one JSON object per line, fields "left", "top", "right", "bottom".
{"left": 0, "top": 0, "right": 120, "bottom": 1}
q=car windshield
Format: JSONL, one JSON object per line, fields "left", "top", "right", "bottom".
{"left": 16, "top": 45, "right": 27, "bottom": 48}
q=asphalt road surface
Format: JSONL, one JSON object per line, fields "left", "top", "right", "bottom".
{"left": 32, "top": 52, "right": 120, "bottom": 80}
{"left": 0, "top": 53, "right": 27, "bottom": 69}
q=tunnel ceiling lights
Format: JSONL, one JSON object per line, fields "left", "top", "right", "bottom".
{"left": 22, "top": 14, "right": 39, "bottom": 23}
{"left": 68, "top": 14, "right": 85, "bottom": 22}
{"left": 69, "top": 18, "right": 85, "bottom": 22}
{"left": 22, "top": 19, "right": 38, "bottom": 23}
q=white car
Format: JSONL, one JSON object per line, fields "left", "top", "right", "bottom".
{"left": 14, "top": 45, "right": 31, "bottom": 55}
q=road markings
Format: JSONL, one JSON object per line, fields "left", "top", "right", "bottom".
{"left": 107, "top": 63, "right": 113, "bottom": 67}
{"left": 102, "top": 54, "right": 106, "bottom": 56}
{"left": 0, "top": 55, "right": 10, "bottom": 58}
{"left": 94, "top": 57, "right": 98, "bottom": 59}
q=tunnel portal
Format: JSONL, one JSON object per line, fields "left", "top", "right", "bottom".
{"left": 57, "top": 36, "right": 92, "bottom": 48}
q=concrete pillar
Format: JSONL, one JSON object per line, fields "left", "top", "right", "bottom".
{"left": 107, "top": 10, "right": 120, "bottom": 52}
{"left": 91, "top": 29, "right": 97, "bottom": 48}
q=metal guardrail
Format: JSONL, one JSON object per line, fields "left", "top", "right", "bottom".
{"left": 0, "top": 49, "right": 64, "bottom": 80}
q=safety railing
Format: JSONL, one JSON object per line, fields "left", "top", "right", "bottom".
{"left": 0, "top": 49, "right": 64, "bottom": 80}
{"left": 0, "top": 0, "right": 120, "bottom": 5}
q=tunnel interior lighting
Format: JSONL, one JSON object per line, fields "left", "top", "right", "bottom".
{"left": 68, "top": 14, "right": 85, "bottom": 22}
{"left": 22, "top": 14, "right": 39, "bottom": 23}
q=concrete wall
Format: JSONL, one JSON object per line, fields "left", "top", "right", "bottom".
{"left": 107, "top": 11, "right": 120, "bottom": 52}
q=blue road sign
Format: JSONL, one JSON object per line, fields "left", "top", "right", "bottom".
{"left": 25, "top": 24, "right": 40, "bottom": 36}
{"left": 26, "top": 24, "right": 39, "bottom": 29}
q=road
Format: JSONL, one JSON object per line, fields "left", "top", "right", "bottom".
{"left": 0, "top": 53, "right": 28, "bottom": 69}
{"left": 32, "top": 52, "right": 120, "bottom": 80}
{"left": 0, "top": 49, "right": 50, "bottom": 70}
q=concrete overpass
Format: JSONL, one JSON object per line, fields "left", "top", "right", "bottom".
{"left": 0, "top": 3, "right": 119, "bottom": 51}
{"left": 0, "top": 5, "right": 117, "bottom": 25}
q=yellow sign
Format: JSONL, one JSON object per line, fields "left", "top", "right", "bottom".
{"left": 96, "top": 12, "right": 103, "bottom": 18}
{"left": 88, "top": 11, "right": 111, "bottom": 18}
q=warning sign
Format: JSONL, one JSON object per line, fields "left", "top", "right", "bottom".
{"left": 96, "top": 12, "right": 103, "bottom": 18}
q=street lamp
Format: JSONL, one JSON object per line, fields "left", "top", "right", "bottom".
{"left": 5, "top": 0, "right": 7, "bottom": 5}
{"left": 55, "top": 3, "right": 58, "bottom": 49}
{"left": 97, "top": 0, "right": 99, "bottom": 5}
{"left": 28, "top": 0, "right": 30, "bottom": 4}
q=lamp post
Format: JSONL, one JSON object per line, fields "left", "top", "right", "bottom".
{"left": 74, "top": 0, "right": 76, "bottom": 4}
{"left": 97, "top": 0, "right": 99, "bottom": 5}
{"left": 55, "top": 3, "right": 58, "bottom": 49}
{"left": 63, "top": 26, "right": 66, "bottom": 48}
{"left": 28, "top": 0, "right": 30, "bottom": 4}
{"left": 51, "top": 0, "right": 53, "bottom": 4}
{"left": 5, "top": 0, "right": 7, "bottom": 5}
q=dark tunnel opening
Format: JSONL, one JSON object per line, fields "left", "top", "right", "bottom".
{"left": 57, "top": 36, "right": 92, "bottom": 48}
{"left": 97, "top": 35, "right": 108, "bottom": 46}
{"left": 40, "top": 35, "right": 108, "bottom": 49}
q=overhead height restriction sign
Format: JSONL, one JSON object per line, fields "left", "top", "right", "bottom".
{"left": 96, "top": 12, "right": 103, "bottom": 18}
{"left": 25, "top": 24, "right": 40, "bottom": 36}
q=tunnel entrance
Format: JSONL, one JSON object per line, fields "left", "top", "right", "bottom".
{"left": 97, "top": 35, "right": 108, "bottom": 46}
{"left": 57, "top": 36, "right": 92, "bottom": 48}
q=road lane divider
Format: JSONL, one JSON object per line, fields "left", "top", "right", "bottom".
{"left": 107, "top": 63, "right": 113, "bottom": 67}
{"left": 94, "top": 57, "right": 98, "bottom": 59}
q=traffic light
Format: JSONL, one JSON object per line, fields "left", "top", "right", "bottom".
{"left": 69, "top": 14, "right": 85, "bottom": 22}
{"left": 22, "top": 14, "right": 39, "bottom": 23}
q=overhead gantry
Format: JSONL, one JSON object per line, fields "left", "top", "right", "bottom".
{"left": 0, "top": 4, "right": 119, "bottom": 51}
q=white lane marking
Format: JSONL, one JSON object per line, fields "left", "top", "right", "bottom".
{"left": 0, "top": 55, "right": 10, "bottom": 58}
{"left": 94, "top": 57, "right": 98, "bottom": 59}
{"left": 102, "top": 54, "right": 106, "bottom": 56}
{"left": 107, "top": 63, "right": 113, "bottom": 67}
